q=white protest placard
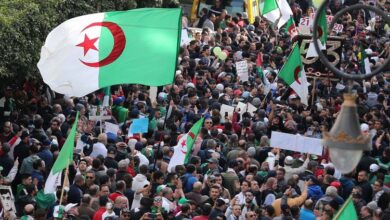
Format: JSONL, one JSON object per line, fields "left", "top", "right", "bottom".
{"left": 105, "top": 121, "right": 120, "bottom": 135}
{"left": 0, "top": 185, "right": 17, "bottom": 217}
{"left": 181, "top": 29, "right": 191, "bottom": 46}
{"left": 236, "top": 102, "right": 258, "bottom": 119}
{"left": 332, "top": 23, "right": 344, "bottom": 33}
{"left": 236, "top": 102, "right": 247, "bottom": 118}
{"left": 236, "top": 60, "right": 249, "bottom": 82}
{"left": 89, "top": 115, "right": 111, "bottom": 121}
{"left": 220, "top": 104, "right": 235, "bottom": 120}
{"left": 298, "top": 17, "right": 311, "bottom": 35}
{"left": 270, "top": 131, "right": 324, "bottom": 155}
{"left": 246, "top": 103, "right": 257, "bottom": 116}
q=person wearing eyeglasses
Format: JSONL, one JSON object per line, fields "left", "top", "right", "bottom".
{"left": 245, "top": 211, "right": 257, "bottom": 220}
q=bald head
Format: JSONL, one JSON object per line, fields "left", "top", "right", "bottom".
{"left": 24, "top": 204, "right": 34, "bottom": 214}
{"left": 193, "top": 181, "right": 203, "bottom": 192}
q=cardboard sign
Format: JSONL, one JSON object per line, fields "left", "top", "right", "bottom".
{"left": 105, "top": 121, "right": 120, "bottom": 135}
{"left": 236, "top": 60, "right": 249, "bottom": 82}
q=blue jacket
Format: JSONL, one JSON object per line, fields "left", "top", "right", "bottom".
{"left": 183, "top": 173, "right": 198, "bottom": 193}
{"left": 308, "top": 185, "right": 323, "bottom": 202}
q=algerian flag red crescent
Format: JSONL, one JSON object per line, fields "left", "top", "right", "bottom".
{"left": 278, "top": 43, "right": 309, "bottom": 105}
{"left": 168, "top": 117, "right": 204, "bottom": 172}
{"left": 38, "top": 8, "right": 182, "bottom": 97}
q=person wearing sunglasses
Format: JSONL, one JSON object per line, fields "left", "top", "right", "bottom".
{"left": 245, "top": 211, "right": 257, "bottom": 220}
{"left": 119, "top": 208, "right": 131, "bottom": 220}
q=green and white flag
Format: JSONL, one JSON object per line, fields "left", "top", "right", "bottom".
{"left": 317, "top": 8, "right": 328, "bottom": 46}
{"left": 260, "top": 0, "right": 292, "bottom": 28}
{"left": 279, "top": 44, "right": 308, "bottom": 105}
{"left": 44, "top": 112, "right": 79, "bottom": 194}
{"left": 359, "top": 44, "right": 371, "bottom": 74}
{"left": 38, "top": 8, "right": 182, "bottom": 97}
{"left": 168, "top": 117, "right": 204, "bottom": 172}
{"left": 333, "top": 197, "right": 358, "bottom": 220}
{"left": 286, "top": 16, "right": 298, "bottom": 41}
{"left": 102, "top": 86, "right": 111, "bottom": 107}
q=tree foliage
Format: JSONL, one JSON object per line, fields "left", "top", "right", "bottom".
{"left": 0, "top": 0, "right": 179, "bottom": 83}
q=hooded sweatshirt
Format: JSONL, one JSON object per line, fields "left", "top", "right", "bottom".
{"left": 131, "top": 174, "right": 150, "bottom": 192}
{"left": 308, "top": 185, "right": 323, "bottom": 203}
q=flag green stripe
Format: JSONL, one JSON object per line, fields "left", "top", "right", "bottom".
{"left": 279, "top": 43, "right": 303, "bottom": 85}
{"left": 262, "top": 0, "right": 278, "bottom": 14}
{"left": 184, "top": 117, "right": 204, "bottom": 163}
{"left": 52, "top": 111, "right": 79, "bottom": 174}
{"left": 318, "top": 9, "right": 328, "bottom": 45}
{"left": 98, "top": 8, "right": 181, "bottom": 88}
{"left": 333, "top": 197, "right": 358, "bottom": 220}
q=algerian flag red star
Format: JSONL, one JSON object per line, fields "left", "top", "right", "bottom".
{"left": 38, "top": 8, "right": 182, "bottom": 97}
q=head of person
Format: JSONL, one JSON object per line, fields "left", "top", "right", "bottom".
{"left": 373, "top": 179, "right": 383, "bottom": 193}
{"left": 245, "top": 191, "right": 254, "bottom": 204}
{"left": 358, "top": 170, "right": 368, "bottom": 183}
{"left": 209, "top": 185, "right": 221, "bottom": 200}
{"left": 85, "top": 171, "right": 95, "bottom": 186}
{"left": 100, "top": 185, "right": 110, "bottom": 196}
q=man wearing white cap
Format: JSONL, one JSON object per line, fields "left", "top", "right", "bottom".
{"left": 283, "top": 155, "right": 310, "bottom": 181}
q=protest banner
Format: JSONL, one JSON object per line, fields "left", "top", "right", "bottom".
{"left": 270, "top": 131, "right": 324, "bottom": 155}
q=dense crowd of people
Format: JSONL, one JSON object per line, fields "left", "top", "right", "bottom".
{"left": 0, "top": 0, "right": 389, "bottom": 219}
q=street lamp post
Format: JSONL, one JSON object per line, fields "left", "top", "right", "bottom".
{"left": 312, "top": 1, "right": 390, "bottom": 173}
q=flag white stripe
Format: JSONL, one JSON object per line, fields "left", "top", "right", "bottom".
{"left": 290, "top": 70, "right": 309, "bottom": 105}
{"left": 168, "top": 134, "right": 188, "bottom": 172}
{"left": 277, "top": 0, "right": 293, "bottom": 28}
{"left": 44, "top": 170, "right": 62, "bottom": 194}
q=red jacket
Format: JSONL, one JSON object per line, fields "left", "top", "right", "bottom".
{"left": 93, "top": 207, "right": 106, "bottom": 220}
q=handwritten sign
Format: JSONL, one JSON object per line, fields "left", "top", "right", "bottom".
{"left": 236, "top": 60, "right": 249, "bottom": 82}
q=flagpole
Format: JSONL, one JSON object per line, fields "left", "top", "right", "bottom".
{"left": 59, "top": 158, "right": 70, "bottom": 206}
{"left": 333, "top": 196, "right": 353, "bottom": 220}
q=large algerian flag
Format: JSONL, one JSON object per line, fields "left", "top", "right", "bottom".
{"left": 279, "top": 43, "right": 308, "bottom": 105}
{"left": 256, "top": 53, "right": 271, "bottom": 94}
{"left": 333, "top": 197, "right": 358, "bottom": 220}
{"left": 168, "top": 117, "right": 204, "bottom": 172}
{"left": 260, "top": 0, "right": 292, "bottom": 29}
{"left": 44, "top": 112, "right": 79, "bottom": 194}
{"left": 38, "top": 8, "right": 182, "bottom": 97}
